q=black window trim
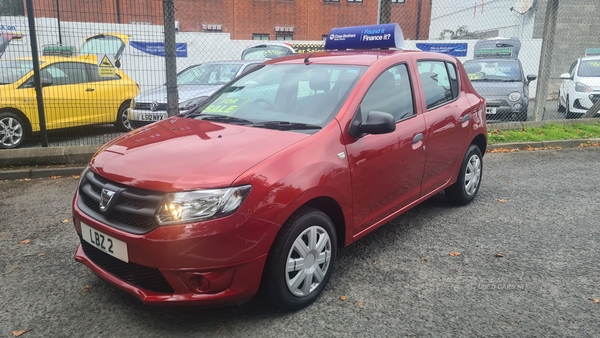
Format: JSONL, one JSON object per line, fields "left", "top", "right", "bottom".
{"left": 416, "top": 59, "right": 461, "bottom": 111}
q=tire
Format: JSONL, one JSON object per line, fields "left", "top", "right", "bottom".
{"left": 0, "top": 112, "right": 26, "bottom": 149}
{"left": 114, "top": 102, "right": 132, "bottom": 132}
{"left": 261, "top": 207, "right": 337, "bottom": 311}
{"left": 445, "top": 144, "right": 483, "bottom": 205}
{"left": 557, "top": 94, "right": 565, "bottom": 113}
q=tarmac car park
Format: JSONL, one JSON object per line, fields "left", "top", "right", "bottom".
{"left": 71, "top": 24, "right": 487, "bottom": 311}
{"left": 558, "top": 49, "right": 600, "bottom": 119}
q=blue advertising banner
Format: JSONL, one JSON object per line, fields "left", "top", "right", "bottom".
{"left": 416, "top": 43, "right": 468, "bottom": 57}
{"left": 325, "top": 24, "right": 404, "bottom": 50}
{"left": 130, "top": 41, "right": 188, "bottom": 57}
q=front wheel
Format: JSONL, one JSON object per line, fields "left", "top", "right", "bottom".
{"left": 114, "top": 102, "right": 132, "bottom": 132}
{"left": 261, "top": 207, "right": 337, "bottom": 311}
{"left": 0, "top": 112, "right": 26, "bottom": 149}
{"left": 565, "top": 97, "right": 578, "bottom": 119}
{"left": 446, "top": 144, "right": 483, "bottom": 205}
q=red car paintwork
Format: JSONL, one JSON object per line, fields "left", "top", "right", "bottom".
{"left": 73, "top": 49, "right": 486, "bottom": 306}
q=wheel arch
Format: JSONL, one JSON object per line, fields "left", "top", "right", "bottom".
{"left": 302, "top": 197, "right": 347, "bottom": 248}
{"left": 0, "top": 107, "right": 33, "bottom": 137}
{"left": 471, "top": 133, "right": 487, "bottom": 157}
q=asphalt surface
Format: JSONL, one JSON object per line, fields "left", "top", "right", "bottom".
{"left": 1, "top": 146, "right": 599, "bottom": 337}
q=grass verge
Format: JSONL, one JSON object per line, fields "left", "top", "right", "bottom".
{"left": 487, "top": 123, "right": 600, "bottom": 144}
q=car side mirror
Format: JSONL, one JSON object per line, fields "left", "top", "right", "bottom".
{"left": 559, "top": 73, "right": 572, "bottom": 80}
{"left": 348, "top": 110, "right": 396, "bottom": 138}
{"left": 526, "top": 74, "right": 537, "bottom": 82}
{"left": 40, "top": 77, "right": 53, "bottom": 87}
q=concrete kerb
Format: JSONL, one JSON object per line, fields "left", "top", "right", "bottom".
{"left": 0, "top": 119, "right": 599, "bottom": 180}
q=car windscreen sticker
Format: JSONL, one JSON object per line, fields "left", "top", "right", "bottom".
{"left": 203, "top": 97, "right": 251, "bottom": 115}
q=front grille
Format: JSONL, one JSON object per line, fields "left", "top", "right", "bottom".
{"left": 80, "top": 237, "right": 174, "bottom": 294}
{"left": 77, "top": 170, "right": 164, "bottom": 234}
{"left": 485, "top": 100, "right": 506, "bottom": 108}
{"left": 590, "top": 94, "right": 600, "bottom": 104}
{"left": 135, "top": 102, "right": 168, "bottom": 111}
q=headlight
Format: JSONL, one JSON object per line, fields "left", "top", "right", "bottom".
{"left": 156, "top": 185, "right": 251, "bottom": 225}
{"left": 179, "top": 96, "right": 208, "bottom": 112}
{"left": 508, "top": 92, "right": 521, "bottom": 102}
{"left": 575, "top": 82, "right": 592, "bottom": 93}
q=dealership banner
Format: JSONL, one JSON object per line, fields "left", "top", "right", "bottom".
{"left": 416, "top": 43, "right": 468, "bottom": 57}
{"left": 130, "top": 41, "right": 188, "bottom": 57}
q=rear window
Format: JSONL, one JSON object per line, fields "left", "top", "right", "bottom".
{"left": 464, "top": 60, "right": 522, "bottom": 82}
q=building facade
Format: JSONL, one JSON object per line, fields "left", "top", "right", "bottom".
{"left": 30, "top": 0, "right": 431, "bottom": 41}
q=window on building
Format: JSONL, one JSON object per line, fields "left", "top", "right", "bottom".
{"left": 323, "top": 0, "right": 340, "bottom": 2}
{"left": 391, "top": 0, "right": 406, "bottom": 3}
{"left": 276, "top": 34, "right": 293, "bottom": 41}
{"left": 347, "top": 0, "right": 363, "bottom": 2}
{"left": 322, "top": 35, "right": 328, "bottom": 41}
{"left": 253, "top": 34, "right": 270, "bottom": 40}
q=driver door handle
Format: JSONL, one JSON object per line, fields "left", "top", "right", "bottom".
{"left": 412, "top": 133, "right": 424, "bottom": 144}
{"left": 86, "top": 88, "right": 95, "bottom": 92}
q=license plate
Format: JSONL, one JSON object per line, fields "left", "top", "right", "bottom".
{"left": 141, "top": 114, "right": 164, "bottom": 121}
{"left": 486, "top": 107, "right": 497, "bottom": 114}
{"left": 81, "top": 222, "right": 129, "bottom": 262}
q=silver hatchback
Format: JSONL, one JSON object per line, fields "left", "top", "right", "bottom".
{"left": 129, "top": 60, "right": 263, "bottom": 128}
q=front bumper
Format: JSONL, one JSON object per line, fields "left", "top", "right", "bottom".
{"left": 129, "top": 108, "right": 169, "bottom": 128}
{"left": 568, "top": 92, "right": 600, "bottom": 114}
{"left": 484, "top": 97, "right": 528, "bottom": 122}
{"left": 73, "top": 192, "right": 280, "bottom": 305}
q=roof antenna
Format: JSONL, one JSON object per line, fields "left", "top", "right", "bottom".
{"left": 304, "top": 53, "right": 312, "bottom": 64}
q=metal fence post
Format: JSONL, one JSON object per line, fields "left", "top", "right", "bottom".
{"left": 163, "top": 0, "right": 179, "bottom": 117}
{"left": 26, "top": 0, "right": 48, "bottom": 147}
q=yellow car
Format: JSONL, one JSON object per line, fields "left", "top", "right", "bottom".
{"left": 0, "top": 56, "right": 139, "bottom": 149}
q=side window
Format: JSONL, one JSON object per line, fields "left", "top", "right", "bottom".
{"left": 360, "top": 64, "right": 414, "bottom": 121}
{"left": 446, "top": 62, "right": 459, "bottom": 98}
{"left": 417, "top": 60, "right": 455, "bottom": 109}
{"left": 42, "top": 62, "right": 89, "bottom": 85}
{"left": 87, "top": 64, "right": 120, "bottom": 82}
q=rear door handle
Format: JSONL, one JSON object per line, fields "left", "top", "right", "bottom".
{"left": 86, "top": 88, "right": 95, "bottom": 92}
{"left": 461, "top": 114, "right": 471, "bottom": 123}
{"left": 412, "top": 133, "right": 424, "bottom": 144}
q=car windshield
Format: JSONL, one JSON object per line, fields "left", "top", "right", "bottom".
{"left": 0, "top": 60, "right": 38, "bottom": 84}
{"left": 464, "top": 60, "right": 522, "bottom": 81}
{"left": 242, "top": 45, "right": 293, "bottom": 60}
{"left": 577, "top": 60, "right": 600, "bottom": 77}
{"left": 177, "top": 63, "right": 244, "bottom": 85}
{"left": 189, "top": 64, "right": 366, "bottom": 131}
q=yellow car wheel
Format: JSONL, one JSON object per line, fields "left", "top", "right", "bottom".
{"left": 0, "top": 112, "right": 26, "bottom": 149}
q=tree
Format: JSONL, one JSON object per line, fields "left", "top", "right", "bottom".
{"left": 0, "top": 0, "right": 25, "bottom": 16}
{"left": 439, "top": 26, "right": 479, "bottom": 40}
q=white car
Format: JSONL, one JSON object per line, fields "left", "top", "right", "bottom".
{"left": 558, "top": 55, "right": 600, "bottom": 119}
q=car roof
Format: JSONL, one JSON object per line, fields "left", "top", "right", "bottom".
{"left": 199, "top": 59, "right": 268, "bottom": 65}
{"left": 6, "top": 56, "right": 99, "bottom": 65}
{"left": 264, "top": 49, "right": 445, "bottom": 66}
{"left": 580, "top": 55, "right": 600, "bottom": 62}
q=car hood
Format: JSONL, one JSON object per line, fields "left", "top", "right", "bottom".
{"left": 578, "top": 77, "right": 600, "bottom": 90}
{"left": 470, "top": 81, "right": 524, "bottom": 97}
{"left": 135, "top": 84, "right": 223, "bottom": 103}
{"left": 90, "top": 117, "right": 309, "bottom": 191}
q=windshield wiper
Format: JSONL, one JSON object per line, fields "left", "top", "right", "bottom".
{"left": 253, "top": 121, "right": 322, "bottom": 130}
{"left": 193, "top": 114, "right": 253, "bottom": 125}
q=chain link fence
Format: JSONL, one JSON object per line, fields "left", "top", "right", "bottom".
{"left": 0, "top": 0, "right": 599, "bottom": 149}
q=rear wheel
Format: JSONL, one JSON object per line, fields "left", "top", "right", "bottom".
{"left": 114, "top": 102, "right": 132, "bottom": 132}
{"left": 446, "top": 144, "right": 483, "bottom": 205}
{"left": 261, "top": 207, "right": 337, "bottom": 311}
{"left": 0, "top": 112, "right": 26, "bottom": 149}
